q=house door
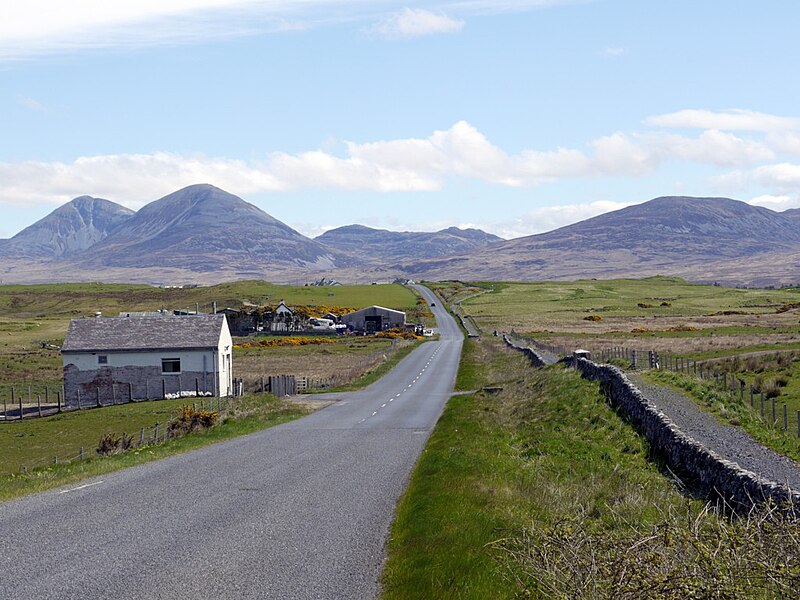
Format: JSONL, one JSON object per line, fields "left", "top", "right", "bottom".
{"left": 365, "top": 316, "right": 382, "bottom": 333}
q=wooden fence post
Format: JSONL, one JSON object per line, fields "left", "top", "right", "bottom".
{"left": 37, "top": 395, "right": 42, "bottom": 418}
{"left": 96, "top": 387, "right": 101, "bottom": 408}
{"left": 153, "top": 422, "right": 159, "bottom": 444}
{"left": 162, "top": 379, "right": 166, "bottom": 400}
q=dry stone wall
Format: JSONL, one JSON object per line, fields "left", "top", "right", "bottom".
{"left": 503, "top": 334, "right": 800, "bottom": 513}
{"left": 502, "top": 334, "right": 550, "bottom": 367}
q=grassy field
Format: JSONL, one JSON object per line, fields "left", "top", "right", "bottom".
{"left": 441, "top": 276, "right": 800, "bottom": 468}
{"left": 382, "top": 336, "right": 800, "bottom": 599}
{"left": 0, "top": 393, "right": 310, "bottom": 501}
{"left": 0, "top": 281, "right": 418, "bottom": 399}
{"left": 436, "top": 277, "right": 800, "bottom": 352}
{"left": 0, "top": 280, "right": 420, "bottom": 490}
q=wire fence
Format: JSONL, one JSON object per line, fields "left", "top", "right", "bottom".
{"left": 507, "top": 331, "right": 800, "bottom": 439}
{"left": 13, "top": 396, "right": 235, "bottom": 474}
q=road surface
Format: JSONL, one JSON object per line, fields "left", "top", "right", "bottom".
{"left": 0, "top": 285, "right": 463, "bottom": 599}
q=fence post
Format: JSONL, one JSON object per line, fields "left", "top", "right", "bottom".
{"left": 3, "top": 394, "right": 6, "bottom": 420}
{"left": 195, "top": 378, "right": 200, "bottom": 397}
{"left": 760, "top": 392, "right": 765, "bottom": 417}
{"left": 37, "top": 395, "right": 42, "bottom": 418}
{"left": 57, "top": 391, "right": 62, "bottom": 413}
{"left": 162, "top": 379, "right": 166, "bottom": 400}
{"left": 129, "top": 382, "right": 133, "bottom": 402}
{"left": 79, "top": 447, "right": 84, "bottom": 461}
{"left": 77, "top": 388, "right": 82, "bottom": 410}
{"left": 153, "top": 422, "right": 159, "bottom": 443}
{"left": 18, "top": 387, "right": 22, "bottom": 421}
{"left": 750, "top": 387, "right": 754, "bottom": 408}
{"left": 112, "top": 384, "right": 116, "bottom": 405}
{"left": 96, "top": 387, "right": 101, "bottom": 408}
{"left": 139, "top": 427, "right": 145, "bottom": 446}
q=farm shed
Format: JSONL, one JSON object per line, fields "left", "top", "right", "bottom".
{"left": 62, "top": 314, "right": 233, "bottom": 405}
{"left": 341, "top": 306, "right": 406, "bottom": 333}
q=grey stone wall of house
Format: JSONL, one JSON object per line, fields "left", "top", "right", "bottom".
{"left": 63, "top": 364, "right": 214, "bottom": 405}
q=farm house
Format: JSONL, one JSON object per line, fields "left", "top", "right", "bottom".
{"left": 341, "top": 306, "right": 406, "bottom": 333}
{"left": 61, "top": 314, "right": 233, "bottom": 405}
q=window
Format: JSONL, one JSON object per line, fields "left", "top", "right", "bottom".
{"left": 161, "top": 358, "right": 181, "bottom": 374}
{"left": 98, "top": 355, "right": 108, "bottom": 365}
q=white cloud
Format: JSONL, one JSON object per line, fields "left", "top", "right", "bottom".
{"left": 16, "top": 95, "right": 47, "bottom": 112}
{"left": 752, "top": 163, "right": 800, "bottom": 190}
{"left": 747, "top": 194, "right": 800, "bottom": 212}
{"left": 645, "top": 109, "right": 800, "bottom": 132}
{"left": 0, "top": 119, "right": 791, "bottom": 210}
{"left": 1, "top": 0, "right": 581, "bottom": 59}
{"left": 645, "top": 130, "right": 775, "bottom": 167}
{"left": 600, "top": 46, "right": 625, "bottom": 57}
{"left": 488, "top": 200, "right": 635, "bottom": 239}
{"left": 373, "top": 8, "right": 464, "bottom": 38}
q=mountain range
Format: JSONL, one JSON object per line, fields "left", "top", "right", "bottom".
{"left": 1, "top": 184, "right": 798, "bottom": 286}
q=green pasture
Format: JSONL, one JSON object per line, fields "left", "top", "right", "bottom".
{"left": 452, "top": 276, "right": 800, "bottom": 332}
{"left": 0, "top": 393, "right": 308, "bottom": 501}
{"left": 0, "top": 280, "right": 417, "bottom": 319}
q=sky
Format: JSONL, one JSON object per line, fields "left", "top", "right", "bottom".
{"left": 2, "top": 0, "right": 800, "bottom": 240}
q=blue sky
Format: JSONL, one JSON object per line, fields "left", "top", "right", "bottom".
{"left": 2, "top": 0, "right": 800, "bottom": 239}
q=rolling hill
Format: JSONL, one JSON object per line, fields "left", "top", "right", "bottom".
{"left": 316, "top": 224, "right": 501, "bottom": 262}
{"left": 1, "top": 190, "right": 799, "bottom": 286}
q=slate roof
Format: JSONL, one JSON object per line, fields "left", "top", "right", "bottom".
{"left": 62, "top": 314, "right": 227, "bottom": 353}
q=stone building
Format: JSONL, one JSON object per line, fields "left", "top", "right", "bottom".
{"left": 62, "top": 314, "right": 233, "bottom": 405}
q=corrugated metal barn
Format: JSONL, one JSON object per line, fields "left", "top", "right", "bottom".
{"left": 341, "top": 306, "right": 406, "bottom": 333}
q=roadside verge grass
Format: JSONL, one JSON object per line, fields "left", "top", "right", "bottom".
{"left": 0, "top": 394, "right": 309, "bottom": 502}
{"left": 381, "top": 337, "right": 800, "bottom": 599}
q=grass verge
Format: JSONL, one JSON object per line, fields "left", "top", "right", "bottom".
{"left": 381, "top": 337, "right": 800, "bottom": 598}
{"left": 0, "top": 394, "right": 309, "bottom": 502}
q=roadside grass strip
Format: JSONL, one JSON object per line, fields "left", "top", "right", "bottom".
{"left": 381, "top": 337, "right": 800, "bottom": 599}
{"left": 0, "top": 394, "right": 309, "bottom": 502}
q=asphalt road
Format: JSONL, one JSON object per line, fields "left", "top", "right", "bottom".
{"left": 0, "top": 285, "right": 463, "bottom": 599}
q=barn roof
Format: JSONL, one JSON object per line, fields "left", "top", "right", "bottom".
{"left": 341, "top": 305, "right": 406, "bottom": 319}
{"left": 62, "top": 314, "right": 228, "bottom": 353}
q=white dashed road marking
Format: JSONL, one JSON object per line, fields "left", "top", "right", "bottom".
{"left": 59, "top": 481, "right": 104, "bottom": 494}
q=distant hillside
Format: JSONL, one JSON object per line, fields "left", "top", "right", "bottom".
{"left": 403, "top": 196, "right": 800, "bottom": 286}
{"left": 317, "top": 224, "right": 501, "bottom": 262}
{"left": 80, "top": 184, "right": 344, "bottom": 275}
{"left": 2, "top": 191, "right": 799, "bottom": 286}
{"left": 0, "top": 196, "right": 134, "bottom": 258}
{"left": 783, "top": 208, "right": 800, "bottom": 222}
